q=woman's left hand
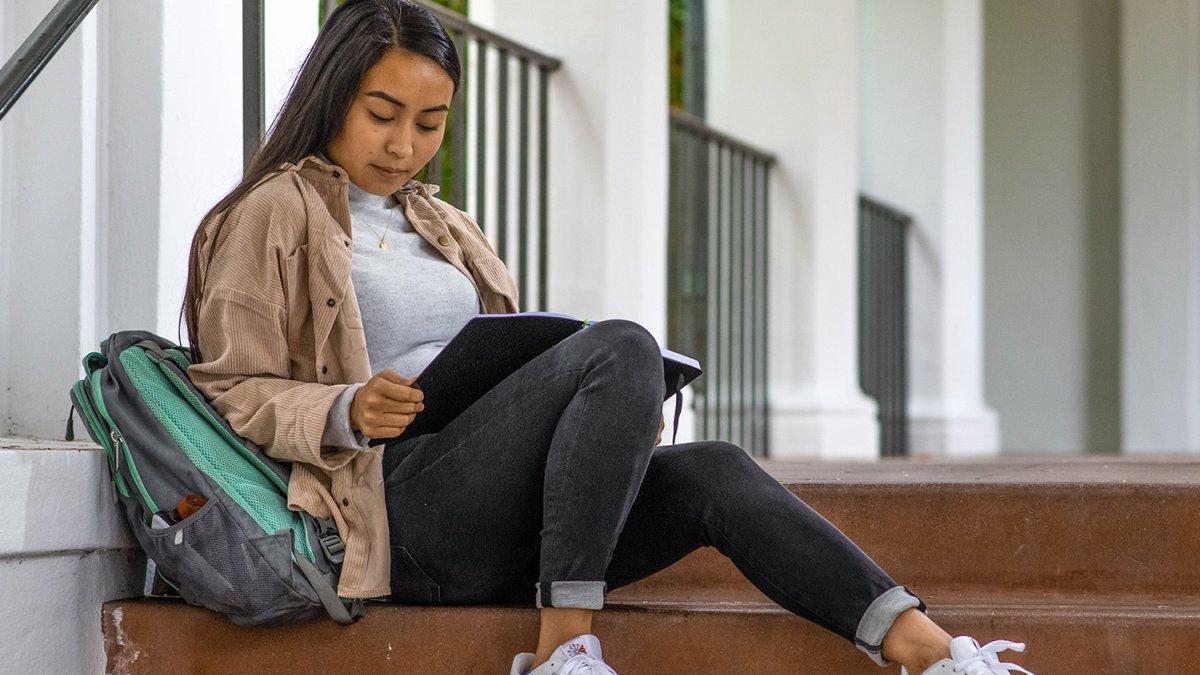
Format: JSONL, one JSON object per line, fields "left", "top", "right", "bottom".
{"left": 654, "top": 413, "right": 665, "bottom": 446}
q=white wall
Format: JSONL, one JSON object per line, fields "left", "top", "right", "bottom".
{"left": 859, "top": 0, "right": 998, "bottom": 455}
{"left": 1119, "top": 0, "right": 1200, "bottom": 453}
{"left": 981, "top": 0, "right": 1122, "bottom": 453}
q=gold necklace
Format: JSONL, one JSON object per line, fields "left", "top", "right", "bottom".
{"left": 362, "top": 202, "right": 397, "bottom": 250}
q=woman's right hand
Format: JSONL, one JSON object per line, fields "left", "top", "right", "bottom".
{"left": 349, "top": 369, "right": 425, "bottom": 439}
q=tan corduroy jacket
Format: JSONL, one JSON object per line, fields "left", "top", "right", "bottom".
{"left": 187, "top": 153, "right": 520, "bottom": 598}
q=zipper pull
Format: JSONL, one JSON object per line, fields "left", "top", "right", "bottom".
{"left": 65, "top": 405, "right": 75, "bottom": 441}
{"left": 106, "top": 429, "right": 123, "bottom": 504}
{"left": 110, "top": 429, "right": 123, "bottom": 473}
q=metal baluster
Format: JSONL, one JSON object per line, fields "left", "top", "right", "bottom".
{"left": 537, "top": 65, "right": 549, "bottom": 312}
{"left": 496, "top": 49, "right": 509, "bottom": 263}
{"left": 475, "top": 38, "right": 489, "bottom": 245}
{"left": 517, "top": 58, "right": 530, "bottom": 306}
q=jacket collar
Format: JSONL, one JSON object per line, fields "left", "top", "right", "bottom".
{"left": 293, "top": 152, "right": 442, "bottom": 204}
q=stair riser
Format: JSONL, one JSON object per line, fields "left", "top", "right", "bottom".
{"left": 617, "top": 484, "right": 1200, "bottom": 596}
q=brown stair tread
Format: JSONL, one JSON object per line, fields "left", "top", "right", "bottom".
{"left": 755, "top": 453, "right": 1200, "bottom": 486}
{"left": 103, "top": 596, "right": 1200, "bottom": 674}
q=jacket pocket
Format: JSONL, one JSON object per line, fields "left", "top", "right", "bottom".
{"left": 466, "top": 256, "right": 519, "bottom": 312}
{"left": 389, "top": 545, "right": 442, "bottom": 605}
{"left": 282, "top": 243, "right": 310, "bottom": 345}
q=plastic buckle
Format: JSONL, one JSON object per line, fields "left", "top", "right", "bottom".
{"left": 319, "top": 532, "right": 346, "bottom": 566}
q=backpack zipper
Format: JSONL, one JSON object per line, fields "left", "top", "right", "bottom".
{"left": 109, "top": 427, "right": 157, "bottom": 513}
{"left": 110, "top": 429, "right": 122, "bottom": 473}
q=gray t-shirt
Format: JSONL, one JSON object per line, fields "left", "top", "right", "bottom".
{"left": 321, "top": 175, "right": 481, "bottom": 451}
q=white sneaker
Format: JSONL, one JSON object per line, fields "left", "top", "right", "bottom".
{"left": 900, "top": 635, "right": 1034, "bottom": 675}
{"left": 510, "top": 633, "right": 617, "bottom": 675}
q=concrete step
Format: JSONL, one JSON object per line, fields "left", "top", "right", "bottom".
{"left": 101, "top": 456, "right": 1200, "bottom": 673}
{"left": 103, "top": 590, "right": 1200, "bottom": 673}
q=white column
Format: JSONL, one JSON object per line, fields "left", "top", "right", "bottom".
{"left": 2, "top": 0, "right": 245, "bottom": 435}
{"left": 470, "top": 0, "right": 669, "bottom": 339}
{"left": 706, "top": 0, "right": 878, "bottom": 458}
{"left": 156, "top": 1, "right": 245, "bottom": 341}
{"left": 859, "top": 0, "right": 998, "bottom": 456}
{"left": 0, "top": 3, "right": 5, "bottom": 434}
{"left": 105, "top": 1, "right": 164, "bottom": 337}
{"left": 104, "top": 0, "right": 243, "bottom": 348}
{"left": 1119, "top": 0, "right": 1200, "bottom": 453}
{"left": 0, "top": 0, "right": 101, "bottom": 439}
{"left": 264, "top": 0, "right": 319, "bottom": 134}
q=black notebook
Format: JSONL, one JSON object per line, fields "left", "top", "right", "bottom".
{"left": 389, "top": 312, "right": 702, "bottom": 444}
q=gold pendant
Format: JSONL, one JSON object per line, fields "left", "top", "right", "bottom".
{"left": 379, "top": 240, "right": 389, "bottom": 250}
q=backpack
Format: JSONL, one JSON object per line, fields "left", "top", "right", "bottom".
{"left": 66, "top": 329, "right": 365, "bottom": 627}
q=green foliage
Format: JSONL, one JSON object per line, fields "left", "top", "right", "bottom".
{"left": 431, "top": 0, "right": 468, "bottom": 14}
{"left": 669, "top": 0, "right": 687, "bottom": 110}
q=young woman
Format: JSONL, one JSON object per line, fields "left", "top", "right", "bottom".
{"left": 182, "top": 1, "right": 1034, "bottom": 673}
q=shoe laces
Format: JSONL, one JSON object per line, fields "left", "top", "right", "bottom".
{"left": 952, "top": 639, "right": 1033, "bottom": 675}
{"left": 559, "top": 652, "right": 617, "bottom": 675}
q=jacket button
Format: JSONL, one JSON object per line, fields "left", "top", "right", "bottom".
{"left": 342, "top": 498, "right": 349, "bottom": 506}
{"left": 321, "top": 365, "right": 328, "bottom": 374}
{"left": 332, "top": 170, "right": 341, "bottom": 178}
{"left": 344, "top": 240, "right": 350, "bottom": 247}
{"left": 327, "top": 298, "right": 336, "bottom": 307}
{"left": 437, "top": 234, "right": 450, "bottom": 246}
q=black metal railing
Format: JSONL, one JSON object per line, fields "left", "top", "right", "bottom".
{"left": 283, "top": 0, "right": 562, "bottom": 311}
{"left": 668, "top": 108, "right": 775, "bottom": 457}
{"left": 244, "top": 0, "right": 265, "bottom": 167}
{"left": 0, "top": 0, "right": 101, "bottom": 122}
{"left": 857, "top": 195, "right": 910, "bottom": 457}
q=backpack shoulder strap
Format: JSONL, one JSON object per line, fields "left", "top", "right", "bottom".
{"left": 293, "top": 554, "right": 364, "bottom": 625}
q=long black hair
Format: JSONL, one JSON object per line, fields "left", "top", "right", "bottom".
{"left": 180, "top": 0, "right": 461, "bottom": 363}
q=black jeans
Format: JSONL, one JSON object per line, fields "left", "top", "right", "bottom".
{"left": 380, "top": 319, "right": 926, "bottom": 666}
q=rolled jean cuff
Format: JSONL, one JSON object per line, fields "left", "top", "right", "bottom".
{"left": 853, "top": 585, "right": 925, "bottom": 667}
{"left": 535, "top": 581, "right": 607, "bottom": 609}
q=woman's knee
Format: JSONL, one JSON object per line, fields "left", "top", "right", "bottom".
{"left": 582, "top": 319, "right": 664, "bottom": 395}
{"left": 589, "top": 319, "right": 658, "bottom": 357}
{"left": 695, "top": 440, "right": 777, "bottom": 493}
{"left": 692, "top": 440, "right": 752, "bottom": 469}
{"left": 657, "top": 440, "right": 754, "bottom": 487}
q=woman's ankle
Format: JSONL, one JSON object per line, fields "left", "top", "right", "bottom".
{"left": 904, "top": 639, "right": 953, "bottom": 673}
{"left": 880, "top": 608, "right": 951, "bottom": 672}
{"left": 529, "top": 651, "right": 551, "bottom": 670}
{"left": 534, "top": 607, "right": 593, "bottom": 666}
